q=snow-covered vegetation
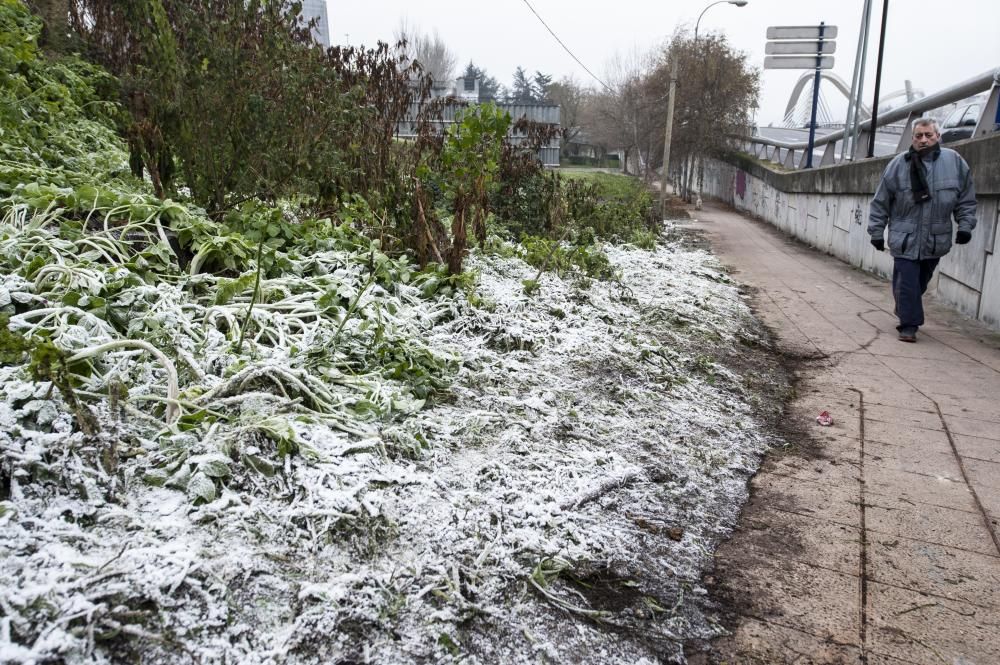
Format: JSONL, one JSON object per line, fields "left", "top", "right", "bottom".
{"left": 1, "top": 2, "right": 783, "bottom": 662}
{"left": 2, "top": 219, "right": 779, "bottom": 663}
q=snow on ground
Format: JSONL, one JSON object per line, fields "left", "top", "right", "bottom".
{"left": 0, "top": 226, "right": 782, "bottom": 664}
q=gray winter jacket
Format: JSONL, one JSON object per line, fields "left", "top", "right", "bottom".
{"left": 868, "top": 147, "right": 978, "bottom": 260}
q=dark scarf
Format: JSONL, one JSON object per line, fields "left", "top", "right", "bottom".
{"left": 904, "top": 142, "right": 941, "bottom": 204}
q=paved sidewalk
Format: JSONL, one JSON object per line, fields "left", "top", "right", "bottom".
{"left": 688, "top": 202, "right": 1000, "bottom": 665}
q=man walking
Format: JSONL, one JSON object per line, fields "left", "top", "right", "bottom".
{"left": 869, "top": 118, "right": 978, "bottom": 342}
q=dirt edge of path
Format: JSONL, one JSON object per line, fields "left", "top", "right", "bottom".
{"left": 671, "top": 211, "right": 844, "bottom": 664}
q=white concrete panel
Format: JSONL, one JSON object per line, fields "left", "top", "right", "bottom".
{"left": 980, "top": 252, "right": 1000, "bottom": 327}
{"left": 939, "top": 203, "right": 994, "bottom": 290}
{"left": 936, "top": 273, "right": 981, "bottom": 320}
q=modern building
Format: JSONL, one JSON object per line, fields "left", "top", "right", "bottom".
{"left": 300, "top": 0, "right": 330, "bottom": 48}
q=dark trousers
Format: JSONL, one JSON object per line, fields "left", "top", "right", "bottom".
{"left": 892, "top": 257, "right": 939, "bottom": 331}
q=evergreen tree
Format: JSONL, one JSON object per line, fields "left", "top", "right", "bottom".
{"left": 533, "top": 71, "right": 553, "bottom": 103}
{"left": 461, "top": 61, "right": 502, "bottom": 102}
{"left": 510, "top": 66, "right": 535, "bottom": 103}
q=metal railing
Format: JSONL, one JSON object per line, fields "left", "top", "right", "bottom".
{"left": 742, "top": 67, "right": 1000, "bottom": 170}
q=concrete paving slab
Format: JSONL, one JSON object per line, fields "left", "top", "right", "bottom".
{"left": 953, "top": 433, "right": 1000, "bottom": 464}
{"left": 862, "top": 403, "right": 943, "bottom": 431}
{"left": 864, "top": 502, "right": 997, "bottom": 557}
{"left": 750, "top": 471, "right": 861, "bottom": 525}
{"left": 862, "top": 420, "right": 951, "bottom": 451}
{"left": 863, "top": 465, "right": 980, "bottom": 514}
{"left": 928, "top": 331, "right": 1000, "bottom": 373}
{"left": 769, "top": 454, "right": 862, "bottom": 488}
{"left": 873, "top": 366, "right": 999, "bottom": 401}
{"left": 867, "top": 581, "right": 1000, "bottom": 665}
{"left": 867, "top": 534, "right": 1000, "bottom": 609}
{"left": 866, "top": 336, "right": 978, "bottom": 362}
{"left": 963, "top": 457, "right": 1000, "bottom": 519}
{"left": 717, "top": 557, "right": 860, "bottom": 644}
{"left": 808, "top": 374, "right": 931, "bottom": 410}
{"left": 934, "top": 394, "right": 1000, "bottom": 423}
{"left": 788, "top": 389, "right": 860, "bottom": 419}
{"left": 940, "top": 413, "right": 1000, "bottom": 441}
{"left": 809, "top": 431, "right": 868, "bottom": 465}
{"left": 864, "top": 440, "right": 964, "bottom": 479}
{"left": 689, "top": 203, "right": 1000, "bottom": 664}
{"left": 707, "top": 617, "right": 862, "bottom": 664}
{"left": 732, "top": 510, "right": 861, "bottom": 577}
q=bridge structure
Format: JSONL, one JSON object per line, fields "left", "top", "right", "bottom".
{"left": 745, "top": 68, "right": 1000, "bottom": 170}
{"left": 779, "top": 70, "right": 926, "bottom": 129}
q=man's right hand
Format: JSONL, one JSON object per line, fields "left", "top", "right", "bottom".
{"left": 870, "top": 237, "right": 885, "bottom": 251}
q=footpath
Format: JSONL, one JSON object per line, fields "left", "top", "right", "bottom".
{"left": 687, "top": 201, "right": 1000, "bottom": 664}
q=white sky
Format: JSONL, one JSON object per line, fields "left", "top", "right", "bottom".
{"left": 326, "top": 0, "right": 1000, "bottom": 126}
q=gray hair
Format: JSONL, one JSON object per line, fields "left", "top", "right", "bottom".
{"left": 913, "top": 118, "right": 940, "bottom": 134}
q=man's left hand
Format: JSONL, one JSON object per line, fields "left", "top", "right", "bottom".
{"left": 956, "top": 230, "right": 972, "bottom": 245}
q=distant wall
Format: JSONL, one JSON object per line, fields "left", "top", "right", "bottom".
{"left": 701, "top": 134, "right": 1000, "bottom": 329}
{"left": 398, "top": 102, "right": 561, "bottom": 166}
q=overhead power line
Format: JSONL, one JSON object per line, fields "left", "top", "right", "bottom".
{"left": 518, "top": 0, "right": 614, "bottom": 93}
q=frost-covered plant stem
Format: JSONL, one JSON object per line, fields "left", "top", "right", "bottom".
{"left": 332, "top": 272, "right": 376, "bottom": 346}
{"left": 236, "top": 236, "right": 266, "bottom": 353}
{"left": 66, "top": 340, "right": 181, "bottom": 423}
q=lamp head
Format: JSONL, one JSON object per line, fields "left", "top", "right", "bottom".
{"left": 730, "top": 0, "right": 749, "bottom": 5}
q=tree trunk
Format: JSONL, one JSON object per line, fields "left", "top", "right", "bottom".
{"left": 685, "top": 155, "right": 696, "bottom": 203}
{"left": 31, "top": 0, "right": 69, "bottom": 53}
{"left": 678, "top": 155, "right": 689, "bottom": 201}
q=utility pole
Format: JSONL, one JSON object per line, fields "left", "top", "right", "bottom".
{"left": 659, "top": 58, "right": 679, "bottom": 216}
{"left": 867, "top": 0, "right": 890, "bottom": 158}
{"left": 804, "top": 22, "right": 828, "bottom": 169}
{"left": 843, "top": 0, "right": 873, "bottom": 161}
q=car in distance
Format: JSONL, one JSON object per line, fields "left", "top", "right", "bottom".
{"left": 940, "top": 102, "right": 980, "bottom": 143}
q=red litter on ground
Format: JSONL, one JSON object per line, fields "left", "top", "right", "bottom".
{"left": 816, "top": 411, "right": 834, "bottom": 426}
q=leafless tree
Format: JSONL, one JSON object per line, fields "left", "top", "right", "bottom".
{"left": 394, "top": 19, "right": 459, "bottom": 86}
{"left": 579, "top": 50, "right": 661, "bottom": 176}
{"left": 545, "top": 76, "right": 586, "bottom": 154}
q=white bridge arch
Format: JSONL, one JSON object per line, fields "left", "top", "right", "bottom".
{"left": 783, "top": 71, "right": 924, "bottom": 124}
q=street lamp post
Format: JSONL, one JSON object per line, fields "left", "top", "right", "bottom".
{"left": 660, "top": 0, "right": 746, "bottom": 211}
{"left": 695, "top": 0, "right": 748, "bottom": 41}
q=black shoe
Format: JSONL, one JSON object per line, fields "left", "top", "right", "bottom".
{"left": 898, "top": 328, "right": 917, "bottom": 343}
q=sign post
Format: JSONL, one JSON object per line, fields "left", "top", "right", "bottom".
{"left": 764, "top": 24, "right": 837, "bottom": 168}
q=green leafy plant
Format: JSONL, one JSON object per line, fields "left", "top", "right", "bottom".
{"left": 435, "top": 102, "right": 511, "bottom": 273}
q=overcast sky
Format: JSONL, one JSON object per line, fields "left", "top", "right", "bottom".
{"left": 326, "top": 0, "right": 1000, "bottom": 126}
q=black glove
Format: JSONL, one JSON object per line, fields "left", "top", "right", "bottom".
{"left": 870, "top": 237, "right": 884, "bottom": 251}
{"left": 956, "top": 230, "right": 971, "bottom": 245}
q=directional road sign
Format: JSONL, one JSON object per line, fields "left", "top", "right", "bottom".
{"left": 765, "top": 23, "right": 837, "bottom": 168}
{"left": 765, "top": 40, "right": 836, "bottom": 55}
{"left": 766, "top": 25, "right": 839, "bottom": 40}
{"left": 764, "top": 56, "right": 835, "bottom": 70}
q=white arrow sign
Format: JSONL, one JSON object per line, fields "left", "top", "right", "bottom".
{"left": 764, "top": 56, "right": 834, "bottom": 70}
{"left": 766, "top": 25, "right": 838, "bottom": 40}
{"left": 765, "top": 41, "right": 836, "bottom": 55}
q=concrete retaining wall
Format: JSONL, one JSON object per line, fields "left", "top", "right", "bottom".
{"left": 701, "top": 134, "right": 1000, "bottom": 329}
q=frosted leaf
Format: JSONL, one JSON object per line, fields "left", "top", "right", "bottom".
{"left": 186, "top": 471, "right": 217, "bottom": 504}
{"left": 189, "top": 453, "right": 232, "bottom": 479}
{"left": 6, "top": 382, "right": 35, "bottom": 401}
{"left": 59, "top": 325, "right": 91, "bottom": 350}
